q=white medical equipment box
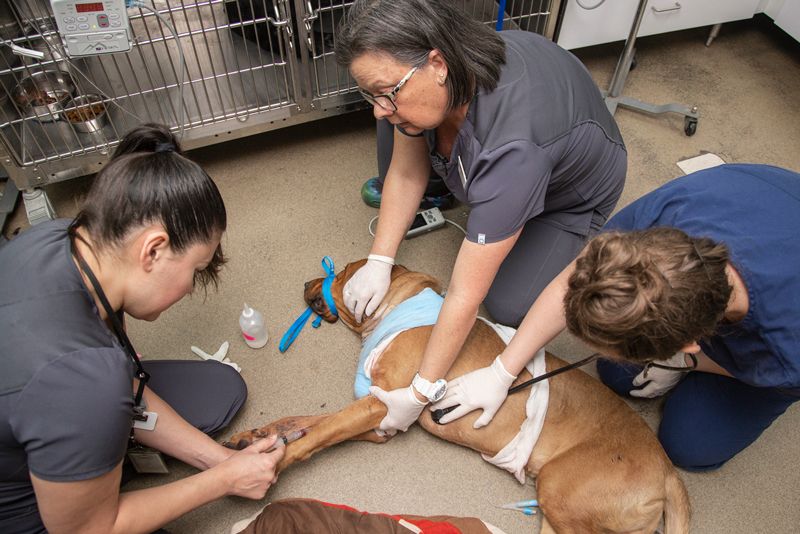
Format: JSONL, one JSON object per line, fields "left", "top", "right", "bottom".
{"left": 51, "top": 0, "right": 132, "bottom": 57}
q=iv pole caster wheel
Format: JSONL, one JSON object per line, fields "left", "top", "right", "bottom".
{"left": 22, "top": 188, "right": 56, "bottom": 225}
{"left": 684, "top": 116, "right": 698, "bottom": 137}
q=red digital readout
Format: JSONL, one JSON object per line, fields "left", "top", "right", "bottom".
{"left": 76, "top": 2, "right": 104, "bottom": 12}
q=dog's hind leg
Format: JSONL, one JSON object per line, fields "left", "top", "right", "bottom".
{"left": 276, "top": 395, "right": 389, "bottom": 472}
{"left": 535, "top": 445, "right": 665, "bottom": 534}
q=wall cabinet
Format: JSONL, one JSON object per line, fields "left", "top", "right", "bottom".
{"left": 558, "top": 0, "right": 763, "bottom": 50}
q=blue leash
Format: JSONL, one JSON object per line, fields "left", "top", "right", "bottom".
{"left": 279, "top": 256, "right": 339, "bottom": 353}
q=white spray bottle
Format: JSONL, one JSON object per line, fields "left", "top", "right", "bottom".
{"left": 239, "top": 303, "right": 268, "bottom": 349}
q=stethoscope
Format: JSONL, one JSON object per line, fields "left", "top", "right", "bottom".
{"left": 431, "top": 351, "right": 699, "bottom": 424}
{"left": 431, "top": 353, "right": 599, "bottom": 424}
{"left": 642, "top": 352, "right": 698, "bottom": 378}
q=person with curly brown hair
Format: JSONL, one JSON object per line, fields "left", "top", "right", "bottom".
{"left": 433, "top": 163, "right": 800, "bottom": 471}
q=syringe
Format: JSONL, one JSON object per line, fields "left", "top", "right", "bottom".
{"left": 266, "top": 428, "right": 308, "bottom": 453}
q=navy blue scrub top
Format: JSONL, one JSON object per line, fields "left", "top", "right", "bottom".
{"left": 604, "top": 164, "right": 800, "bottom": 393}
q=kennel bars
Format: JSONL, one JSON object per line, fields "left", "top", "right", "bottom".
{"left": 0, "top": 0, "right": 561, "bottom": 224}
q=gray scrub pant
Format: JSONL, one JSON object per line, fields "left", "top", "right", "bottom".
{"left": 5, "top": 362, "right": 246, "bottom": 534}
{"left": 122, "top": 360, "right": 246, "bottom": 486}
{"left": 376, "top": 118, "right": 437, "bottom": 181}
{"left": 483, "top": 217, "right": 604, "bottom": 327}
{"left": 142, "top": 360, "right": 247, "bottom": 435}
{"left": 376, "top": 119, "right": 622, "bottom": 328}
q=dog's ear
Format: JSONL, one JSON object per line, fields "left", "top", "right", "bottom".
{"left": 390, "top": 264, "right": 409, "bottom": 279}
{"left": 303, "top": 277, "right": 324, "bottom": 307}
{"left": 303, "top": 276, "right": 339, "bottom": 323}
{"left": 331, "top": 259, "right": 368, "bottom": 297}
{"left": 340, "top": 259, "right": 368, "bottom": 284}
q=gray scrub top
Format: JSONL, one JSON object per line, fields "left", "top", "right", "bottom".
{"left": 413, "top": 30, "right": 626, "bottom": 244}
{"left": 0, "top": 220, "right": 134, "bottom": 531}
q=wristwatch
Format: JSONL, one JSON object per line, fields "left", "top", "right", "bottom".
{"left": 412, "top": 373, "right": 448, "bottom": 403}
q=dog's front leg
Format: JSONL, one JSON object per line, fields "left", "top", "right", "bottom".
{"left": 224, "top": 414, "right": 330, "bottom": 450}
{"left": 278, "top": 395, "right": 388, "bottom": 471}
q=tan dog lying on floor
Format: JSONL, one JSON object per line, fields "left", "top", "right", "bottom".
{"left": 226, "top": 260, "right": 690, "bottom": 533}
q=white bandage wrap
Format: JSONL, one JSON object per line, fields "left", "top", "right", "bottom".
{"left": 476, "top": 318, "right": 549, "bottom": 484}
{"left": 367, "top": 254, "right": 395, "bottom": 266}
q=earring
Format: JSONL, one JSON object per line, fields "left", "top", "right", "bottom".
{"left": 438, "top": 74, "right": 446, "bottom": 86}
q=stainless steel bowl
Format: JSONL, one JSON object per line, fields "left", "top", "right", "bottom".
{"left": 63, "top": 94, "right": 108, "bottom": 133}
{"left": 13, "top": 69, "right": 76, "bottom": 121}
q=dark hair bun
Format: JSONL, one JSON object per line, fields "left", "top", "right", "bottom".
{"left": 113, "top": 123, "right": 183, "bottom": 159}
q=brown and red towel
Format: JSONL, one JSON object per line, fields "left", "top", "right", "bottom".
{"left": 234, "top": 498, "right": 506, "bottom": 534}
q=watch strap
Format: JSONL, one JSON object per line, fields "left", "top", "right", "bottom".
{"left": 412, "top": 373, "right": 445, "bottom": 402}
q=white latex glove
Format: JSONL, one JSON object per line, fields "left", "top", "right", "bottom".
{"left": 191, "top": 342, "right": 241, "bottom": 373}
{"left": 630, "top": 352, "right": 693, "bottom": 398}
{"left": 369, "top": 385, "right": 427, "bottom": 433}
{"left": 429, "top": 356, "right": 516, "bottom": 428}
{"left": 191, "top": 341, "right": 230, "bottom": 362}
{"left": 343, "top": 258, "right": 393, "bottom": 322}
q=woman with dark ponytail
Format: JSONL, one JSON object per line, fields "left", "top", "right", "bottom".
{"left": 0, "top": 124, "right": 282, "bottom": 533}
{"left": 434, "top": 163, "right": 800, "bottom": 476}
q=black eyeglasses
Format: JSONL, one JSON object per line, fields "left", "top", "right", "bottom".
{"left": 357, "top": 66, "right": 419, "bottom": 113}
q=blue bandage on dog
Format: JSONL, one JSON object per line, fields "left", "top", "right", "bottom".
{"left": 355, "top": 288, "right": 443, "bottom": 398}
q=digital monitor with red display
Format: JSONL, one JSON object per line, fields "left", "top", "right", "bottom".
{"left": 75, "top": 2, "right": 104, "bottom": 12}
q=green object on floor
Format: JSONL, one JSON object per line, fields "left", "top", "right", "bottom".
{"left": 361, "top": 176, "right": 383, "bottom": 208}
{"left": 360, "top": 176, "right": 456, "bottom": 210}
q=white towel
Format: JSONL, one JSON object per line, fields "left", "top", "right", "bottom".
{"left": 477, "top": 318, "right": 549, "bottom": 484}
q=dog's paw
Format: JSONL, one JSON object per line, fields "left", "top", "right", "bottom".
{"left": 375, "top": 428, "right": 397, "bottom": 439}
{"left": 222, "top": 429, "right": 267, "bottom": 450}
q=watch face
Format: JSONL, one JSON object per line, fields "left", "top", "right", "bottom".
{"left": 431, "top": 380, "right": 447, "bottom": 402}
{"left": 413, "top": 374, "right": 448, "bottom": 402}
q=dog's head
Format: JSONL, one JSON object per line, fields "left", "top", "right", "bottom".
{"left": 303, "top": 258, "right": 442, "bottom": 334}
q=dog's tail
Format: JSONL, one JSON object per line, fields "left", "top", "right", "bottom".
{"left": 663, "top": 468, "right": 691, "bottom": 534}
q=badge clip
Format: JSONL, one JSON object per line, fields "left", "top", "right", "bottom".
{"left": 133, "top": 411, "right": 158, "bottom": 431}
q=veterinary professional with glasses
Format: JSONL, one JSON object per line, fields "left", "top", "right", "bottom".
{"left": 335, "top": 0, "right": 626, "bottom": 433}
{"left": 438, "top": 163, "right": 800, "bottom": 471}
{"left": 0, "top": 124, "right": 283, "bottom": 533}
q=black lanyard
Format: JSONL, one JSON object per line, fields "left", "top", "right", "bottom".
{"left": 69, "top": 237, "right": 150, "bottom": 426}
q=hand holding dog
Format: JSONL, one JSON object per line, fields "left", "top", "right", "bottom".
{"left": 343, "top": 259, "right": 393, "bottom": 322}
{"left": 222, "top": 435, "right": 284, "bottom": 499}
{"left": 430, "top": 356, "right": 516, "bottom": 428}
{"left": 630, "top": 352, "right": 692, "bottom": 398}
{"left": 370, "top": 385, "right": 427, "bottom": 432}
